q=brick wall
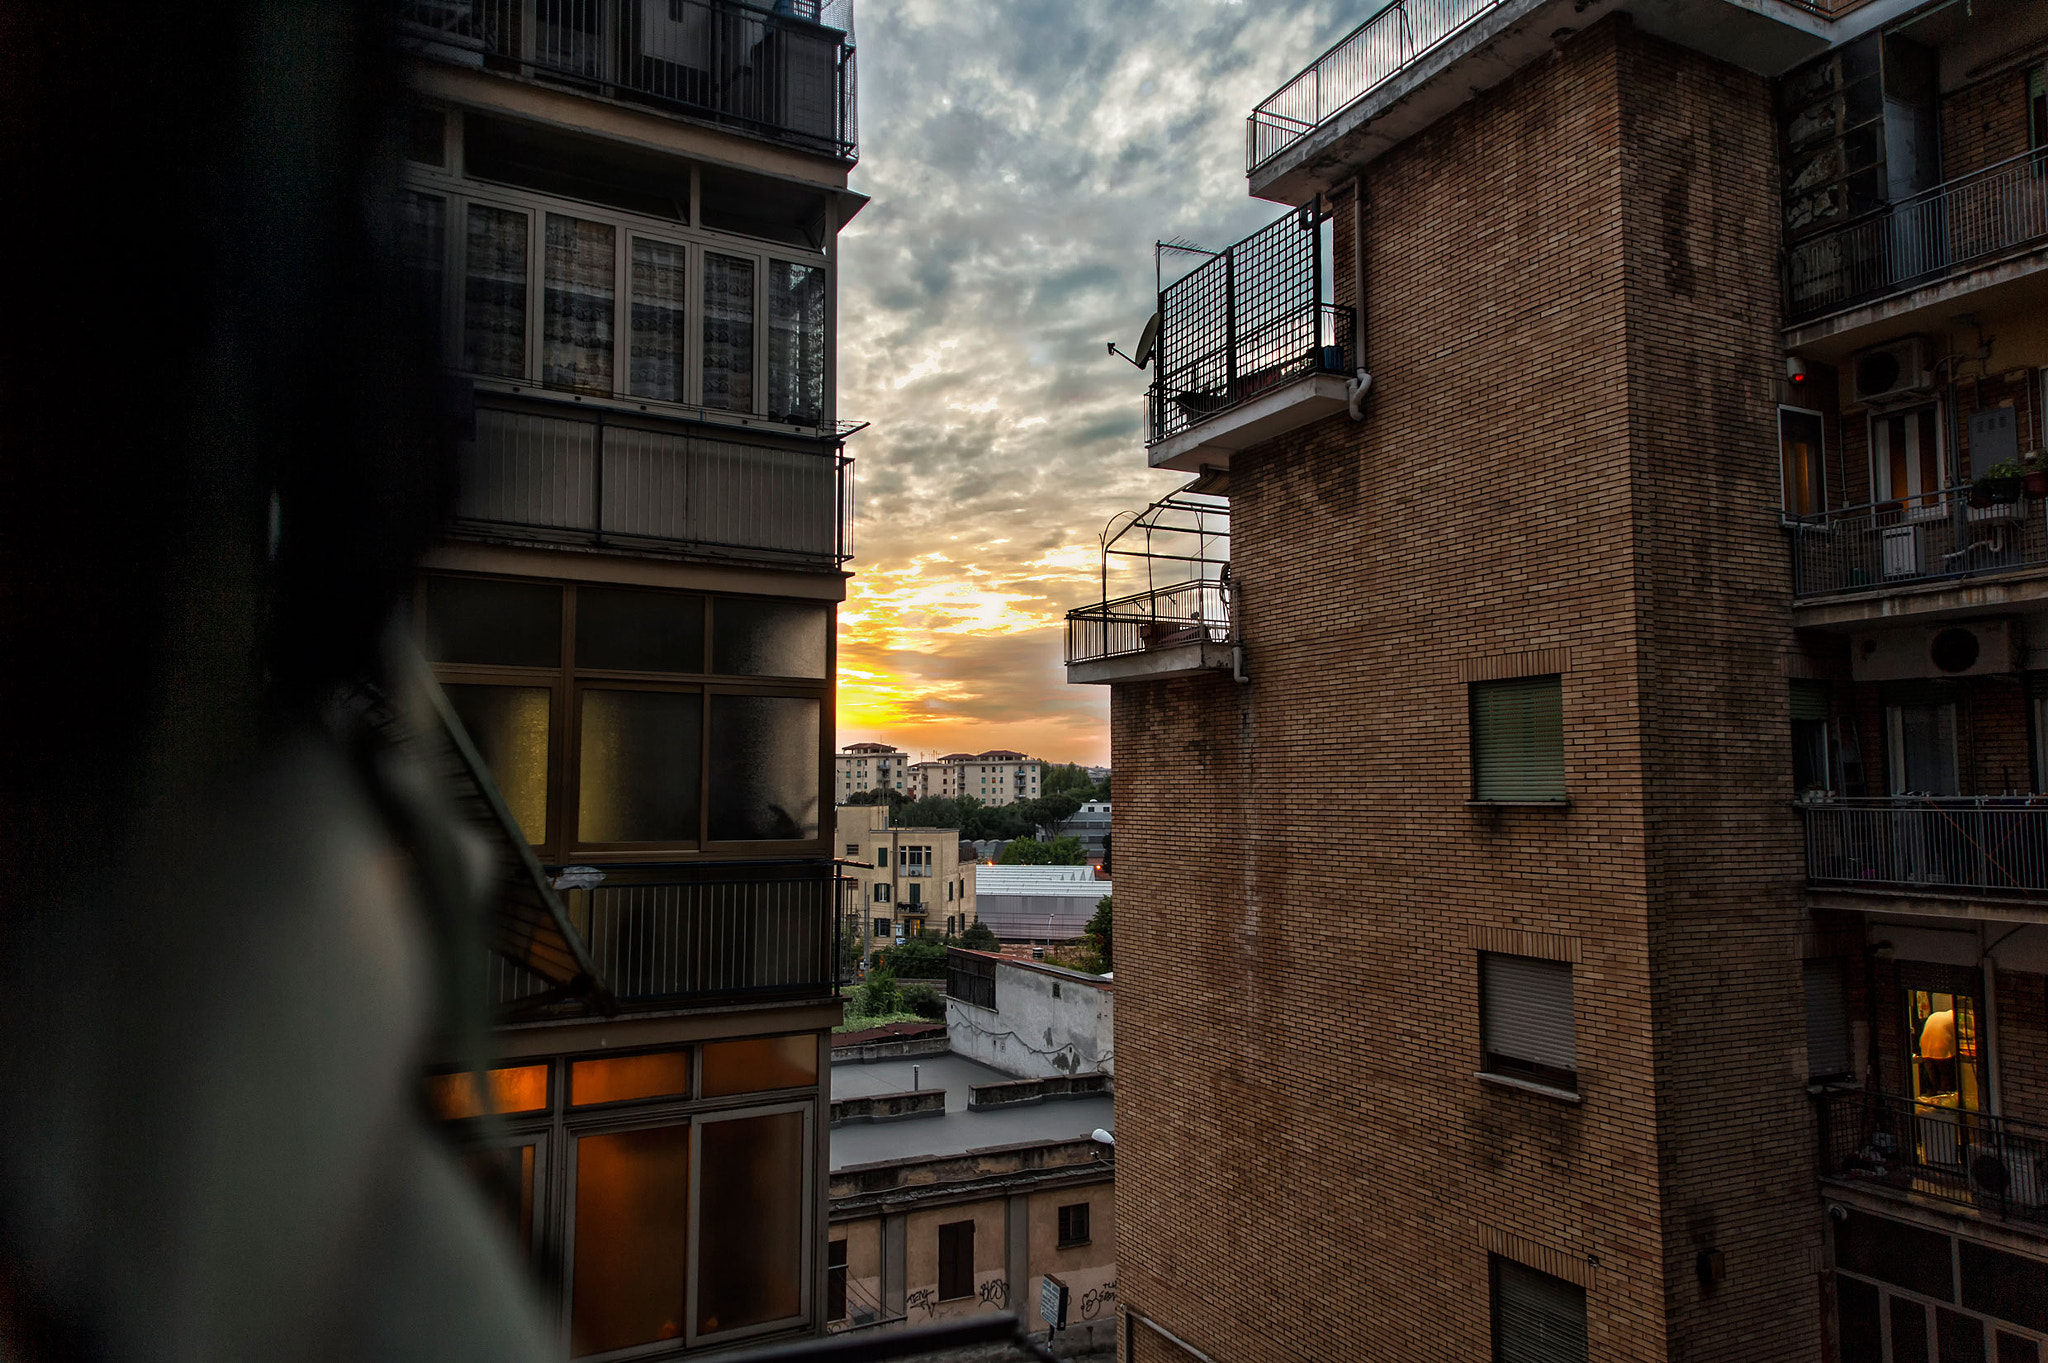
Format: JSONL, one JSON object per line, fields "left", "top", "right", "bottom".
{"left": 1998, "top": 968, "right": 2048, "bottom": 1126}
{"left": 1110, "top": 16, "right": 1831, "bottom": 1361}
{"left": 1941, "top": 65, "right": 2038, "bottom": 184}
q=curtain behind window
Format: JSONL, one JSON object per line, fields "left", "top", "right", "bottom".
{"left": 543, "top": 214, "right": 615, "bottom": 393}
{"left": 630, "top": 238, "right": 688, "bottom": 402}
{"left": 703, "top": 253, "right": 755, "bottom": 411}
{"left": 464, "top": 204, "right": 528, "bottom": 378}
{"left": 767, "top": 260, "right": 826, "bottom": 425}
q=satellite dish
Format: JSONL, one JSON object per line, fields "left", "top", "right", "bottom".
{"left": 1108, "top": 313, "right": 1160, "bottom": 370}
{"left": 1133, "top": 312, "right": 1159, "bottom": 368}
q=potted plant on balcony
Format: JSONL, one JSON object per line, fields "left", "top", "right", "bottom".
{"left": 2023, "top": 451, "right": 2048, "bottom": 499}
{"left": 1971, "top": 460, "right": 2025, "bottom": 507}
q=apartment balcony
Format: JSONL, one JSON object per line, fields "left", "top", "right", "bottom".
{"left": 1144, "top": 208, "right": 1354, "bottom": 474}
{"left": 1786, "top": 148, "right": 2048, "bottom": 334}
{"left": 1819, "top": 1089, "right": 2048, "bottom": 1232}
{"left": 1804, "top": 798, "right": 2048, "bottom": 919}
{"left": 1787, "top": 490, "right": 2048, "bottom": 627}
{"left": 398, "top": 0, "right": 857, "bottom": 162}
{"left": 453, "top": 394, "right": 855, "bottom": 569}
{"left": 1066, "top": 489, "right": 1235, "bottom": 685}
{"left": 490, "top": 860, "right": 839, "bottom": 1015}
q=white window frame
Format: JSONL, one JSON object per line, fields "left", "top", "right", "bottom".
{"left": 1778, "top": 403, "right": 1828, "bottom": 521}
{"left": 1870, "top": 400, "right": 1947, "bottom": 515}
{"left": 400, "top": 140, "right": 832, "bottom": 430}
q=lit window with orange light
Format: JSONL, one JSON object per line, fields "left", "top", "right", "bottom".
{"left": 427, "top": 1063, "right": 550, "bottom": 1120}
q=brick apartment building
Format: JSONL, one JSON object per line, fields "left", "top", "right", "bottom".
{"left": 1069, "top": 0, "right": 2048, "bottom": 1359}
{"left": 394, "top": 1, "right": 863, "bottom": 1355}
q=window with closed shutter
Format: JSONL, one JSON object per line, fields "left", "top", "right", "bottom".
{"left": 938, "top": 1220, "right": 974, "bottom": 1300}
{"left": 1471, "top": 676, "right": 1565, "bottom": 802}
{"left": 1481, "top": 952, "right": 1577, "bottom": 1092}
{"left": 1804, "top": 959, "right": 1852, "bottom": 1082}
{"left": 1491, "top": 1256, "right": 1588, "bottom": 1363}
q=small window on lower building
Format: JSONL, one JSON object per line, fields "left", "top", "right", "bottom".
{"left": 873, "top": 916, "right": 890, "bottom": 938}
{"left": 1480, "top": 952, "right": 1577, "bottom": 1093}
{"left": 845, "top": 843, "right": 860, "bottom": 856}
{"left": 938, "top": 1220, "right": 974, "bottom": 1301}
{"left": 1470, "top": 676, "right": 1565, "bottom": 802}
{"left": 827, "top": 1240, "right": 847, "bottom": 1323}
{"left": 1490, "top": 1255, "right": 1588, "bottom": 1363}
{"left": 1057, "top": 1203, "right": 1090, "bottom": 1248}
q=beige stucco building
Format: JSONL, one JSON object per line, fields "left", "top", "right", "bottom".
{"left": 907, "top": 750, "right": 1044, "bottom": 806}
{"left": 836, "top": 742, "right": 909, "bottom": 802}
{"left": 837, "top": 805, "right": 976, "bottom": 952}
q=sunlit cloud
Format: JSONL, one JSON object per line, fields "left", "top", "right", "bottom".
{"left": 834, "top": 0, "right": 1356, "bottom": 764}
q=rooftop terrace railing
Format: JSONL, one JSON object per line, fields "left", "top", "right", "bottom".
{"left": 1786, "top": 147, "right": 2048, "bottom": 324}
{"left": 1819, "top": 1089, "right": 2048, "bottom": 1227}
{"left": 1804, "top": 797, "right": 2048, "bottom": 900}
{"left": 1065, "top": 581, "right": 1232, "bottom": 668}
{"left": 454, "top": 396, "right": 855, "bottom": 567}
{"left": 1788, "top": 488, "right": 2045, "bottom": 598}
{"left": 399, "top": 0, "right": 857, "bottom": 162}
{"left": 1245, "top": 0, "right": 1506, "bottom": 174}
{"left": 1150, "top": 208, "right": 1351, "bottom": 446}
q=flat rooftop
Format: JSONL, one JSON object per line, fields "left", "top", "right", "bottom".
{"left": 829, "top": 1053, "right": 1114, "bottom": 1171}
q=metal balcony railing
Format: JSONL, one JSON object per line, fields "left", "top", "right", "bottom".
{"left": 1246, "top": 0, "right": 1506, "bottom": 174}
{"left": 1804, "top": 797, "right": 2048, "bottom": 900}
{"left": 1786, "top": 147, "right": 2048, "bottom": 324}
{"left": 455, "top": 398, "right": 855, "bottom": 566}
{"left": 1787, "top": 488, "right": 2046, "bottom": 598}
{"left": 398, "top": 0, "right": 857, "bottom": 162}
{"left": 1065, "top": 581, "right": 1232, "bottom": 667}
{"left": 490, "top": 861, "right": 838, "bottom": 1011}
{"left": 1150, "top": 208, "right": 1351, "bottom": 446}
{"left": 1819, "top": 1089, "right": 2048, "bottom": 1227}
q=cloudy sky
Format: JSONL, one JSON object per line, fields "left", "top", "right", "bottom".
{"left": 832, "top": 0, "right": 1353, "bottom": 766}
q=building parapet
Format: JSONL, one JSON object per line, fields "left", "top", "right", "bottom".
{"left": 966, "top": 1073, "right": 1112, "bottom": 1112}
{"left": 830, "top": 1089, "right": 945, "bottom": 1126}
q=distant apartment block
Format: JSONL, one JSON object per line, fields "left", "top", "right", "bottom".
{"left": 837, "top": 804, "right": 977, "bottom": 949}
{"left": 1071, "top": 0, "right": 2048, "bottom": 1360}
{"left": 836, "top": 741, "right": 909, "bottom": 801}
{"left": 908, "top": 750, "right": 1043, "bottom": 805}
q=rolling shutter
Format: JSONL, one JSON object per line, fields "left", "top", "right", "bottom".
{"left": 1472, "top": 676, "right": 1565, "bottom": 801}
{"left": 1803, "top": 959, "right": 1852, "bottom": 1081}
{"left": 1481, "top": 953, "right": 1576, "bottom": 1074}
{"left": 1790, "top": 680, "right": 1832, "bottom": 721}
{"left": 1492, "top": 1257, "right": 1589, "bottom": 1363}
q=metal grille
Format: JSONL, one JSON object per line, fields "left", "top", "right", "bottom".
{"left": 1787, "top": 147, "right": 2048, "bottom": 323}
{"left": 396, "top": 0, "right": 858, "bottom": 162}
{"left": 946, "top": 948, "right": 996, "bottom": 1010}
{"left": 455, "top": 401, "right": 853, "bottom": 565}
{"left": 1789, "top": 492, "right": 2047, "bottom": 598}
{"left": 1152, "top": 209, "right": 1349, "bottom": 444}
{"left": 1819, "top": 1089, "right": 2048, "bottom": 1227}
{"left": 1805, "top": 798, "right": 2048, "bottom": 897}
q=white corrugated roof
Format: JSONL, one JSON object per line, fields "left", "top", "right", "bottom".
{"left": 971, "top": 865, "right": 1112, "bottom": 897}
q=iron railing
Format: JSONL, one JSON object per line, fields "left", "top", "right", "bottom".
{"left": 398, "top": 0, "right": 857, "bottom": 161}
{"left": 1066, "top": 580, "right": 1231, "bottom": 667}
{"left": 1819, "top": 1089, "right": 2048, "bottom": 1226}
{"left": 1787, "top": 147, "right": 2048, "bottom": 324}
{"left": 1246, "top": 0, "right": 1505, "bottom": 173}
{"left": 1787, "top": 488, "right": 2044, "bottom": 598}
{"left": 1804, "top": 797, "right": 2048, "bottom": 899}
{"left": 490, "top": 861, "right": 838, "bottom": 1009}
{"left": 455, "top": 398, "right": 854, "bottom": 566}
{"left": 1151, "top": 208, "right": 1351, "bottom": 446}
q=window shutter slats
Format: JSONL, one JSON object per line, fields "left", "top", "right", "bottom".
{"left": 1789, "top": 680, "right": 1833, "bottom": 721}
{"left": 1493, "top": 1258, "right": 1590, "bottom": 1363}
{"left": 1482, "top": 953, "right": 1576, "bottom": 1073}
{"left": 1803, "top": 960, "right": 1852, "bottom": 1080}
{"left": 1472, "top": 676, "right": 1565, "bottom": 801}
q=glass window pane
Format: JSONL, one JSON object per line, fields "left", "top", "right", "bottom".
{"left": 707, "top": 694, "right": 819, "bottom": 841}
{"left": 571, "top": 1050, "right": 693, "bottom": 1106}
{"left": 631, "top": 238, "right": 688, "bottom": 402}
{"left": 464, "top": 203, "right": 528, "bottom": 378}
{"left": 400, "top": 190, "right": 446, "bottom": 358}
{"left": 713, "top": 599, "right": 828, "bottom": 678}
{"left": 703, "top": 253, "right": 754, "bottom": 412}
{"left": 457, "top": 1144, "right": 537, "bottom": 1258}
{"left": 572, "top": 1125, "right": 690, "bottom": 1357}
{"left": 697, "top": 1111, "right": 804, "bottom": 1335}
{"left": 443, "top": 684, "right": 552, "bottom": 845}
{"left": 422, "top": 576, "right": 562, "bottom": 667}
{"left": 1471, "top": 676, "right": 1565, "bottom": 801}
{"left": 701, "top": 1035, "right": 818, "bottom": 1097}
{"left": 578, "top": 689, "right": 702, "bottom": 843}
{"left": 766, "top": 261, "right": 826, "bottom": 425}
{"left": 577, "top": 586, "right": 703, "bottom": 673}
{"left": 544, "top": 214, "right": 615, "bottom": 392}
{"left": 427, "top": 1064, "right": 550, "bottom": 1120}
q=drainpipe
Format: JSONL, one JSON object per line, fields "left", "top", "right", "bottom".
{"left": 1348, "top": 175, "right": 1371, "bottom": 420}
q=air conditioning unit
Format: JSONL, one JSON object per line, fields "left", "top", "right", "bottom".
{"left": 1851, "top": 621, "right": 2014, "bottom": 681}
{"left": 1853, "top": 337, "right": 1934, "bottom": 405}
